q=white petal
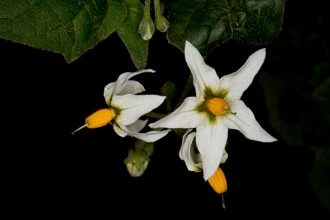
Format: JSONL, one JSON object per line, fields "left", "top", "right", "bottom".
{"left": 126, "top": 119, "right": 148, "bottom": 133}
{"left": 104, "top": 82, "right": 115, "bottom": 106}
{"left": 196, "top": 121, "right": 228, "bottom": 181}
{"left": 115, "top": 122, "right": 171, "bottom": 142}
{"left": 184, "top": 41, "right": 221, "bottom": 100}
{"left": 113, "top": 69, "right": 155, "bottom": 95}
{"left": 112, "top": 94, "right": 166, "bottom": 126}
{"left": 117, "top": 80, "right": 145, "bottom": 95}
{"left": 113, "top": 122, "right": 128, "bottom": 138}
{"left": 219, "top": 48, "right": 266, "bottom": 99}
{"left": 129, "top": 129, "right": 171, "bottom": 143}
{"left": 179, "top": 130, "right": 203, "bottom": 172}
{"left": 104, "top": 80, "right": 145, "bottom": 105}
{"left": 224, "top": 99, "right": 277, "bottom": 142}
{"left": 149, "top": 97, "right": 205, "bottom": 129}
{"left": 220, "top": 150, "right": 228, "bottom": 164}
{"left": 103, "top": 69, "right": 155, "bottom": 104}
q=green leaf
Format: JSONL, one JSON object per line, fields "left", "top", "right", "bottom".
{"left": 164, "top": 0, "right": 285, "bottom": 55}
{"left": 260, "top": 23, "right": 330, "bottom": 149}
{"left": 0, "top": 0, "right": 127, "bottom": 62}
{"left": 309, "top": 149, "right": 330, "bottom": 215}
{"left": 117, "top": 0, "right": 148, "bottom": 69}
{"left": 260, "top": 3, "right": 330, "bottom": 213}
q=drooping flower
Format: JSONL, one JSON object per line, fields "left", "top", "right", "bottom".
{"left": 180, "top": 129, "right": 228, "bottom": 195}
{"left": 73, "top": 69, "right": 170, "bottom": 143}
{"left": 179, "top": 129, "right": 228, "bottom": 173}
{"left": 150, "top": 41, "right": 277, "bottom": 180}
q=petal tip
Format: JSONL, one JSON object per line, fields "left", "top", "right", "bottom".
{"left": 184, "top": 40, "right": 195, "bottom": 53}
{"left": 144, "top": 69, "right": 156, "bottom": 73}
{"left": 255, "top": 48, "right": 266, "bottom": 59}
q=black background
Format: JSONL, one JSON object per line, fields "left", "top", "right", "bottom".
{"left": 2, "top": 1, "right": 329, "bottom": 218}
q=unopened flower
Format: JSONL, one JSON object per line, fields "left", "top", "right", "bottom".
{"left": 139, "top": 0, "right": 155, "bottom": 40}
{"left": 150, "top": 41, "right": 277, "bottom": 180}
{"left": 73, "top": 69, "right": 170, "bottom": 143}
{"left": 124, "top": 149, "right": 150, "bottom": 177}
{"left": 154, "top": 0, "right": 169, "bottom": 32}
{"left": 124, "top": 140, "right": 154, "bottom": 177}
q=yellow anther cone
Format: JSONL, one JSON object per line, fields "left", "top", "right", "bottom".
{"left": 208, "top": 167, "right": 227, "bottom": 194}
{"left": 72, "top": 108, "right": 114, "bottom": 135}
{"left": 207, "top": 98, "right": 230, "bottom": 115}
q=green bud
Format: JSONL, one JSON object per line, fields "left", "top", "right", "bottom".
{"left": 143, "top": 142, "right": 154, "bottom": 156}
{"left": 160, "top": 81, "right": 177, "bottom": 98}
{"left": 126, "top": 161, "right": 149, "bottom": 177}
{"left": 124, "top": 141, "right": 154, "bottom": 177}
{"left": 154, "top": 0, "right": 169, "bottom": 32}
{"left": 138, "top": 0, "right": 155, "bottom": 40}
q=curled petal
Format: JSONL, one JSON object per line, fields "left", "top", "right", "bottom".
{"left": 114, "top": 122, "right": 170, "bottom": 142}
{"left": 117, "top": 80, "right": 145, "bottom": 96}
{"left": 104, "top": 69, "right": 155, "bottom": 104}
{"left": 179, "top": 130, "right": 203, "bottom": 172}
{"left": 113, "top": 122, "right": 128, "bottom": 138}
{"left": 126, "top": 119, "right": 148, "bottom": 133}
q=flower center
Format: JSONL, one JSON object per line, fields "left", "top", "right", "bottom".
{"left": 207, "top": 97, "right": 230, "bottom": 115}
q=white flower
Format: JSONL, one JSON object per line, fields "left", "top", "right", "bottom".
{"left": 104, "top": 69, "right": 170, "bottom": 142}
{"left": 150, "top": 41, "right": 277, "bottom": 180}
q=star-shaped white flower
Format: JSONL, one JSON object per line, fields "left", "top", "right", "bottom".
{"left": 150, "top": 41, "right": 277, "bottom": 180}
{"left": 104, "top": 69, "right": 170, "bottom": 142}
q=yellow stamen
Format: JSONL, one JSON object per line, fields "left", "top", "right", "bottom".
{"left": 71, "top": 108, "right": 115, "bottom": 135}
{"left": 208, "top": 167, "right": 227, "bottom": 194}
{"left": 207, "top": 98, "right": 230, "bottom": 115}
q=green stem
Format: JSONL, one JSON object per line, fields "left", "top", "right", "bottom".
{"left": 222, "top": 193, "right": 226, "bottom": 209}
{"left": 144, "top": 111, "right": 167, "bottom": 119}
{"left": 144, "top": 0, "right": 151, "bottom": 15}
{"left": 154, "top": 0, "right": 161, "bottom": 14}
{"left": 166, "top": 98, "right": 172, "bottom": 113}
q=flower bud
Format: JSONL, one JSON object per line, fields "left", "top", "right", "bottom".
{"left": 126, "top": 160, "right": 149, "bottom": 177}
{"left": 160, "top": 81, "right": 176, "bottom": 99}
{"left": 139, "top": 0, "right": 155, "bottom": 40}
{"left": 154, "top": 0, "right": 169, "bottom": 32}
{"left": 124, "top": 149, "right": 150, "bottom": 177}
